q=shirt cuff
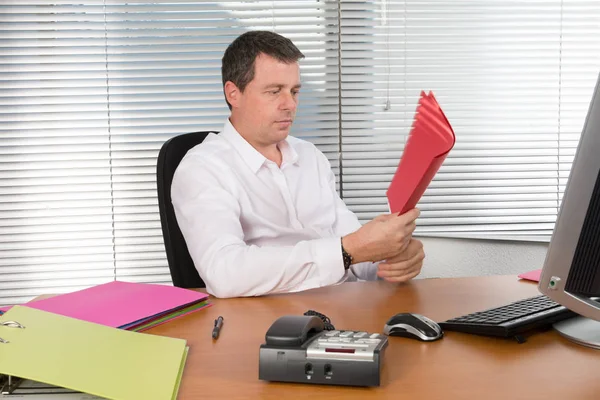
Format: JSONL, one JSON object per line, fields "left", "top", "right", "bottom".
{"left": 312, "top": 236, "right": 347, "bottom": 286}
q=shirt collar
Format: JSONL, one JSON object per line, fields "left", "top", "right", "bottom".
{"left": 278, "top": 137, "right": 299, "bottom": 169}
{"left": 220, "top": 119, "right": 299, "bottom": 173}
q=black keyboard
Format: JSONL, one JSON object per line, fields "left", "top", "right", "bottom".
{"left": 439, "top": 294, "right": 576, "bottom": 341}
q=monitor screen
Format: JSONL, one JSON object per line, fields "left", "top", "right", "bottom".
{"left": 538, "top": 71, "right": 600, "bottom": 349}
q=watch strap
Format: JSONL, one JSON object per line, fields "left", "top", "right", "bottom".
{"left": 341, "top": 239, "right": 353, "bottom": 270}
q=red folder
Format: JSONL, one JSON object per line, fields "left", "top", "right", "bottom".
{"left": 387, "top": 91, "right": 456, "bottom": 214}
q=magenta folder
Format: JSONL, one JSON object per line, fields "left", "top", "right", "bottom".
{"left": 0, "top": 281, "right": 210, "bottom": 331}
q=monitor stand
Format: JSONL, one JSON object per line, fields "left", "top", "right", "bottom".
{"left": 553, "top": 316, "right": 600, "bottom": 349}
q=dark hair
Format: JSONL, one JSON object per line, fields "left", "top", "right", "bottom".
{"left": 221, "top": 31, "right": 305, "bottom": 109}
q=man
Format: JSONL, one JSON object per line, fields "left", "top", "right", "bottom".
{"left": 171, "top": 31, "right": 424, "bottom": 298}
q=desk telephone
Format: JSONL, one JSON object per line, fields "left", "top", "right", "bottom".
{"left": 259, "top": 315, "right": 388, "bottom": 387}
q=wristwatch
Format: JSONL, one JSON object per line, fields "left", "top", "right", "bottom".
{"left": 341, "top": 239, "right": 353, "bottom": 270}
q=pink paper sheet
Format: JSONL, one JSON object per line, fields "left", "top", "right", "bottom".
{"left": 518, "top": 269, "right": 541, "bottom": 282}
{"left": 0, "top": 281, "right": 209, "bottom": 328}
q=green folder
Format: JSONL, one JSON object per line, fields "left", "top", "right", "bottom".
{"left": 0, "top": 306, "right": 188, "bottom": 400}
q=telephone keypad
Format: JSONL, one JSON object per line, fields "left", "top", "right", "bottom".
{"left": 307, "top": 330, "right": 387, "bottom": 361}
{"left": 314, "top": 330, "right": 385, "bottom": 346}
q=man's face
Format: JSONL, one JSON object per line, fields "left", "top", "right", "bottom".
{"left": 227, "top": 53, "right": 301, "bottom": 148}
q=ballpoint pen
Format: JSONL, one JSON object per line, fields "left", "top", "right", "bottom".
{"left": 212, "top": 316, "right": 224, "bottom": 340}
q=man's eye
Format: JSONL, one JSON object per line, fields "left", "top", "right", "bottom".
{"left": 270, "top": 90, "right": 280, "bottom": 95}
{"left": 292, "top": 91, "right": 299, "bottom": 96}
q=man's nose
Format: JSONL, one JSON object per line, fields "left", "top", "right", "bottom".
{"left": 280, "top": 92, "right": 297, "bottom": 110}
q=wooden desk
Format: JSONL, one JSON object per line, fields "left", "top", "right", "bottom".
{"left": 148, "top": 276, "right": 600, "bottom": 400}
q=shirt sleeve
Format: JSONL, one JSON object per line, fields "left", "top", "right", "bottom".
{"left": 316, "top": 149, "right": 380, "bottom": 282}
{"left": 171, "top": 155, "right": 348, "bottom": 298}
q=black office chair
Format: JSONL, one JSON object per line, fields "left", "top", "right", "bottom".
{"left": 156, "top": 131, "right": 217, "bottom": 288}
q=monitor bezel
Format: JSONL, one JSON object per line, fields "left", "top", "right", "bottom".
{"left": 538, "top": 71, "right": 600, "bottom": 322}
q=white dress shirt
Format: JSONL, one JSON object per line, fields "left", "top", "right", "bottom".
{"left": 171, "top": 119, "right": 378, "bottom": 298}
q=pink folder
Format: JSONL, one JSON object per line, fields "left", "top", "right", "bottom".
{"left": 518, "top": 269, "right": 542, "bottom": 282}
{"left": 387, "top": 91, "right": 456, "bottom": 214}
{"left": 0, "top": 281, "right": 209, "bottom": 330}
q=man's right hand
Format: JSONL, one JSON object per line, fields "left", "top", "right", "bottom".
{"left": 342, "top": 208, "right": 420, "bottom": 264}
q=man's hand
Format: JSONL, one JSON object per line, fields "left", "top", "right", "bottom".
{"left": 376, "top": 239, "right": 425, "bottom": 283}
{"left": 342, "top": 208, "right": 420, "bottom": 264}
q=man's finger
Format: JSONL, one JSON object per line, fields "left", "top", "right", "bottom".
{"left": 385, "top": 239, "right": 423, "bottom": 264}
{"left": 383, "top": 268, "right": 422, "bottom": 283}
{"left": 377, "top": 251, "right": 424, "bottom": 276}
{"left": 397, "top": 208, "right": 420, "bottom": 223}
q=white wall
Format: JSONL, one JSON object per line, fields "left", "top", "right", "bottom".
{"left": 418, "top": 237, "right": 549, "bottom": 278}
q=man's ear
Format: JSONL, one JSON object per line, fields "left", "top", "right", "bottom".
{"left": 224, "top": 81, "right": 241, "bottom": 108}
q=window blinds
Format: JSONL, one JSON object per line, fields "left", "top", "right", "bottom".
{"left": 103, "top": 1, "right": 340, "bottom": 283}
{"left": 0, "top": 0, "right": 340, "bottom": 306}
{"left": 1, "top": 1, "right": 117, "bottom": 305}
{"left": 1, "top": 1, "right": 599, "bottom": 306}
{"left": 339, "top": 0, "right": 600, "bottom": 240}
{"left": 559, "top": 2, "right": 600, "bottom": 201}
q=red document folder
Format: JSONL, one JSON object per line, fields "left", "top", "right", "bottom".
{"left": 387, "top": 91, "right": 456, "bottom": 214}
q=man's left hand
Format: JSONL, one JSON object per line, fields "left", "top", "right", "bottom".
{"left": 376, "top": 239, "right": 425, "bottom": 283}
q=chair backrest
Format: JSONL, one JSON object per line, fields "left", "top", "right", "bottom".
{"left": 156, "top": 131, "right": 216, "bottom": 288}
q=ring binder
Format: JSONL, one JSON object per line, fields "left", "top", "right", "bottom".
{"left": 0, "top": 375, "right": 23, "bottom": 395}
{"left": 0, "top": 321, "right": 21, "bottom": 393}
{"left": 0, "top": 320, "right": 25, "bottom": 344}
{"left": 1, "top": 321, "right": 25, "bottom": 329}
{"left": 0, "top": 306, "right": 189, "bottom": 399}
{"left": 1, "top": 375, "right": 88, "bottom": 396}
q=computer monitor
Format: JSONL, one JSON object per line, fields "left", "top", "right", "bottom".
{"left": 538, "top": 71, "right": 600, "bottom": 349}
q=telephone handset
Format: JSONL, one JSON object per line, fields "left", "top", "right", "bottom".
{"left": 265, "top": 315, "right": 324, "bottom": 347}
{"left": 259, "top": 315, "right": 388, "bottom": 387}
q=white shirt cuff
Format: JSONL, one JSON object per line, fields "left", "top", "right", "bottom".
{"left": 312, "top": 236, "right": 347, "bottom": 286}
